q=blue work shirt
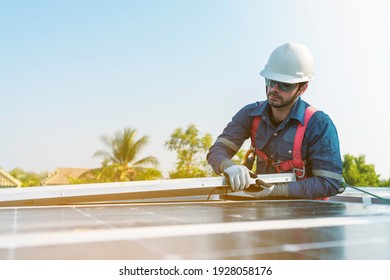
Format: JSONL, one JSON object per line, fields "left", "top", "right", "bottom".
{"left": 207, "top": 97, "right": 343, "bottom": 199}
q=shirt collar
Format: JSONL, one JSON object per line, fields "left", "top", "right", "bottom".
{"left": 249, "top": 97, "right": 307, "bottom": 125}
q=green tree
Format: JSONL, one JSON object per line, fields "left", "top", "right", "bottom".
{"left": 68, "top": 162, "right": 119, "bottom": 184}
{"left": 134, "top": 167, "right": 163, "bottom": 181}
{"left": 93, "top": 127, "right": 160, "bottom": 182}
{"left": 342, "top": 154, "right": 380, "bottom": 186}
{"left": 379, "top": 178, "right": 390, "bottom": 187}
{"left": 69, "top": 163, "right": 163, "bottom": 184}
{"left": 165, "top": 124, "right": 213, "bottom": 178}
{"left": 9, "top": 168, "right": 47, "bottom": 187}
{"left": 232, "top": 148, "right": 247, "bottom": 165}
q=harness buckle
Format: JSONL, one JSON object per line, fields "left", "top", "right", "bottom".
{"left": 243, "top": 148, "right": 256, "bottom": 171}
{"left": 270, "top": 161, "right": 282, "bottom": 173}
{"left": 293, "top": 166, "right": 306, "bottom": 179}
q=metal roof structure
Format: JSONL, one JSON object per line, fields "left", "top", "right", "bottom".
{"left": 0, "top": 176, "right": 389, "bottom": 260}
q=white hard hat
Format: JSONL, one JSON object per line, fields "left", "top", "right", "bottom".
{"left": 260, "top": 42, "right": 314, "bottom": 83}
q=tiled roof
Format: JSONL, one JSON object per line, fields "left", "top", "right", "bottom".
{"left": 41, "top": 167, "right": 91, "bottom": 186}
{"left": 0, "top": 168, "right": 21, "bottom": 187}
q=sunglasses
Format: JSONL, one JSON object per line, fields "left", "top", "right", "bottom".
{"left": 265, "top": 78, "right": 299, "bottom": 92}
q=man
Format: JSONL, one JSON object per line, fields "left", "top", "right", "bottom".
{"left": 207, "top": 42, "right": 343, "bottom": 199}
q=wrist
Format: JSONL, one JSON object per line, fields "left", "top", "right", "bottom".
{"left": 270, "top": 183, "right": 289, "bottom": 197}
{"left": 220, "top": 159, "right": 236, "bottom": 173}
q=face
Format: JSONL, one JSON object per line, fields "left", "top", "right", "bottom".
{"left": 266, "top": 79, "right": 304, "bottom": 109}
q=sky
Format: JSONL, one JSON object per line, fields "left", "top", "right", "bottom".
{"left": 1, "top": 0, "right": 390, "bottom": 179}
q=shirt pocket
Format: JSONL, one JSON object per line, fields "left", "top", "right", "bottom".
{"left": 282, "top": 127, "right": 295, "bottom": 143}
{"left": 278, "top": 128, "right": 295, "bottom": 161}
{"left": 254, "top": 122, "right": 270, "bottom": 150}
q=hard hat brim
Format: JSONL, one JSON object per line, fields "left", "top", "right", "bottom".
{"left": 260, "top": 69, "right": 312, "bottom": 84}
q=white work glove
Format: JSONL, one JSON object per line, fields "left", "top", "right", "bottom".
{"left": 223, "top": 165, "right": 253, "bottom": 191}
{"left": 244, "top": 179, "right": 289, "bottom": 198}
{"left": 244, "top": 179, "right": 274, "bottom": 197}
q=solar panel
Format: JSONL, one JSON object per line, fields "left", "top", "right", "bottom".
{"left": 1, "top": 198, "right": 390, "bottom": 260}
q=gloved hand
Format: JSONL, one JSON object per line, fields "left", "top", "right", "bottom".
{"left": 244, "top": 179, "right": 274, "bottom": 197}
{"left": 244, "top": 180, "right": 289, "bottom": 198}
{"left": 223, "top": 165, "right": 254, "bottom": 191}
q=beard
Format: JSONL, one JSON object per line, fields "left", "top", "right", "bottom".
{"left": 267, "top": 90, "right": 300, "bottom": 109}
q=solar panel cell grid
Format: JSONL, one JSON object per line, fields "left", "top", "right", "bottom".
{"left": 1, "top": 200, "right": 390, "bottom": 260}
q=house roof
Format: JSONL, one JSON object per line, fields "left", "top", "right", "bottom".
{"left": 41, "top": 167, "right": 91, "bottom": 186}
{"left": 0, "top": 168, "right": 21, "bottom": 187}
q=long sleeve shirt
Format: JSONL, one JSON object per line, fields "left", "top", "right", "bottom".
{"left": 207, "top": 97, "right": 343, "bottom": 199}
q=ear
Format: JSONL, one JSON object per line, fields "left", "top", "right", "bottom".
{"left": 298, "top": 83, "right": 309, "bottom": 95}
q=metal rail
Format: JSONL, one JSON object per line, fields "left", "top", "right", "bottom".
{"left": 0, "top": 173, "right": 296, "bottom": 207}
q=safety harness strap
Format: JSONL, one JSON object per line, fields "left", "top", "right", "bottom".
{"left": 250, "top": 105, "right": 317, "bottom": 179}
{"left": 250, "top": 105, "right": 333, "bottom": 200}
{"left": 292, "top": 105, "right": 317, "bottom": 164}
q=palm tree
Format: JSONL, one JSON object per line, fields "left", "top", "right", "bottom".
{"left": 93, "top": 127, "right": 159, "bottom": 181}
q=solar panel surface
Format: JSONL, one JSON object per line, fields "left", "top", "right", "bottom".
{"left": 1, "top": 199, "right": 390, "bottom": 260}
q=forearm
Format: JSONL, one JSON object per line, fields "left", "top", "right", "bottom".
{"left": 206, "top": 144, "right": 238, "bottom": 174}
{"left": 287, "top": 176, "right": 341, "bottom": 199}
